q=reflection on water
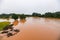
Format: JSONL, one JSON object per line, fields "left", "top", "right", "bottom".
{"left": 1, "top": 17, "right": 60, "bottom": 40}
{"left": 13, "top": 20, "right": 19, "bottom": 26}
{"left": 20, "top": 19, "right": 26, "bottom": 24}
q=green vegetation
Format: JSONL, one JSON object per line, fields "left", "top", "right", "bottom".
{"left": 0, "top": 22, "right": 10, "bottom": 31}
{"left": 0, "top": 11, "right": 60, "bottom": 19}
{"left": 32, "top": 12, "right": 60, "bottom": 18}
{"left": 43, "top": 12, "right": 60, "bottom": 18}
{"left": 11, "top": 14, "right": 18, "bottom": 20}
{"left": 0, "top": 14, "right": 10, "bottom": 18}
{"left": 0, "top": 12, "right": 60, "bottom": 30}
{"left": 20, "top": 14, "right": 26, "bottom": 19}
{"left": 32, "top": 12, "right": 41, "bottom": 17}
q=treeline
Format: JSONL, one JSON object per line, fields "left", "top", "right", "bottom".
{"left": 0, "top": 11, "right": 60, "bottom": 20}
{"left": 0, "top": 13, "right": 27, "bottom": 20}
{"left": 42, "top": 12, "right": 60, "bottom": 18}
{"left": 32, "top": 12, "right": 60, "bottom": 18}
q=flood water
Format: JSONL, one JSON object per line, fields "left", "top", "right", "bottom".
{"left": 1, "top": 17, "right": 60, "bottom": 40}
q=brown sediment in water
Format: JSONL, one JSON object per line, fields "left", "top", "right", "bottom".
{"left": 0, "top": 36, "right": 3, "bottom": 40}
{"left": 2, "top": 17, "right": 60, "bottom": 40}
{"left": 13, "top": 20, "right": 19, "bottom": 26}
{"left": 20, "top": 19, "right": 26, "bottom": 24}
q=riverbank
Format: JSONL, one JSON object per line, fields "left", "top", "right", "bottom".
{"left": 0, "top": 22, "right": 10, "bottom": 31}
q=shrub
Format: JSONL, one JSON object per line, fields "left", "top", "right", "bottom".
{"left": 32, "top": 12, "right": 41, "bottom": 17}
{"left": 12, "top": 14, "right": 18, "bottom": 20}
{"left": 20, "top": 14, "right": 26, "bottom": 19}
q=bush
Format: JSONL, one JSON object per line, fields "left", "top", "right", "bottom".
{"left": 32, "top": 12, "right": 41, "bottom": 17}
{"left": 43, "top": 12, "right": 60, "bottom": 18}
{"left": 44, "top": 12, "right": 53, "bottom": 17}
{"left": 20, "top": 14, "right": 26, "bottom": 19}
{"left": 12, "top": 14, "right": 18, "bottom": 20}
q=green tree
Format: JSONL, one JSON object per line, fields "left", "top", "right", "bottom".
{"left": 12, "top": 14, "right": 18, "bottom": 20}
{"left": 32, "top": 12, "right": 41, "bottom": 17}
{"left": 0, "top": 14, "right": 10, "bottom": 18}
{"left": 20, "top": 14, "right": 26, "bottom": 19}
{"left": 44, "top": 12, "right": 53, "bottom": 17}
{"left": 54, "top": 12, "right": 60, "bottom": 18}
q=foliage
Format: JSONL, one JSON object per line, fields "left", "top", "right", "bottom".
{"left": 0, "top": 14, "right": 10, "bottom": 18}
{"left": 11, "top": 14, "right": 18, "bottom": 20}
{"left": 44, "top": 12, "right": 53, "bottom": 17}
{"left": 0, "top": 22, "right": 10, "bottom": 31}
{"left": 20, "top": 14, "right": 26, "bottom": 19}
{"left": 43, "top": 12, "right": 60, "bottom": 18}
{"left": 32, "top": 12, "right": 41, "bottom": 17}
{"left": 0, "top": 12, "right": 60, "bottom": 18}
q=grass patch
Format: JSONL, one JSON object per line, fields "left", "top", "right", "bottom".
{"left": 0, "top": 22, "right": 10, "bottom": 31}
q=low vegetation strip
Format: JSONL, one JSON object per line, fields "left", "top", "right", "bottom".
{"left": 0, "top": 22, "right": 10, "bottom": 31}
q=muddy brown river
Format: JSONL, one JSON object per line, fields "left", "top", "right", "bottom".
{"left": 1, "top": 17, "right": 60, "bottom": 40}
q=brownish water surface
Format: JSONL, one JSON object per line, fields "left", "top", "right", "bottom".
{"left": 2, "top": 17, "right": 60, "bottom": 40}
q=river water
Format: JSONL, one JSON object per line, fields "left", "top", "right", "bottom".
{"left": 1, "top": 17, "right": 60, "bottom": 40}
